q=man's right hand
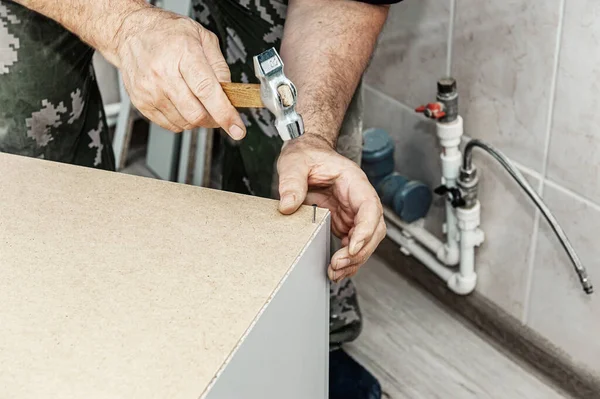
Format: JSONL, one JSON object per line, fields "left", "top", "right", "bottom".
{"left": 110, "top": 7, "right": 245, "bottom": 139}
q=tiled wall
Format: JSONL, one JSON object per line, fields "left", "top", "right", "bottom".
{"left": 364, "top": 0, "right": 600, "bottom": 375}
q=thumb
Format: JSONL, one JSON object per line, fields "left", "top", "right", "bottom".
{"left": 277, "top": 154, "right": 310, "bottom": 215}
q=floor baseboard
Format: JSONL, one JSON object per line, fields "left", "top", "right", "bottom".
{"left": 375, "top": 238, "right": 600, "bottom": 399}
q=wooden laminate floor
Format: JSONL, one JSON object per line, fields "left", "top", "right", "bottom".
{"left": 346, "top": 255, "right": 569, "bottom": 399}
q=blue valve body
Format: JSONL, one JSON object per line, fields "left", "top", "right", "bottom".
{"left": 362, "top": 128, "right": 395, "bottom": 187}
{"left": 361, "top": 128, "right": 432, "bottom": 223}
{"left": 376, "top": 173, "right": 432, "bottom": 223}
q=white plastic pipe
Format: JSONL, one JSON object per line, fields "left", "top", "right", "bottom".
{"left": 383, "top": 207, "right": 456, "bottom": 266}
{"left": 437, "top": 116, "right": 464, "bottom": 266}
{"left": 382, "top": 115, "right": 485, "bottom": 295}
{"left": 385, "top": 224, "right": 453, "bottom": 282}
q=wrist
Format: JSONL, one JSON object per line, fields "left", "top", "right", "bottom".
{"left": 297, "top": 131, "right": 337, "bottom": 151}
{"left": 103, "top": 2, "right": 153, "bottom": 66}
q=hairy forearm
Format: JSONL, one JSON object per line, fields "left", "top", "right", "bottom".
{"left": 281, "top": 0, "right": 388, "bottom": 148}
{"left": 12, "top": 0, "right": 151, "bottom": 64}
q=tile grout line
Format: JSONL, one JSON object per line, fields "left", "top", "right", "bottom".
{"left": 522, "top": 0, "right": 567, "bottom": 325}
{"left": 364, "top": 84, "right": 430, "bottom": 117}
{"left": 446, "top": 0, "right": 456, "bottom": 76}
{"left": 544, "top": 178, "right": 600, "bottom": 213}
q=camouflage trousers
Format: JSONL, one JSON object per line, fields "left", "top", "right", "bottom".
{"left": 0, "top": 0, "right": 364, "bottom": 348}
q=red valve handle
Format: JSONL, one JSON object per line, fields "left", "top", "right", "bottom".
{"left": 415, "top": 102, "right": 446, "bottom": 119}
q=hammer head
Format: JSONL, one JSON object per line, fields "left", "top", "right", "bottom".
{"left": 253, "top": 48, "right": 304, "bottom": 141}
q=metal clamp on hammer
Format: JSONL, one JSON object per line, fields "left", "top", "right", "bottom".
{"left": 220, "top": 48, "right": 304, "bottom": 141}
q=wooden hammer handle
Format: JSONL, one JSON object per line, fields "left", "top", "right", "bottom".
{"left": 220, "top": 82, "right": 263, "bottom": 108}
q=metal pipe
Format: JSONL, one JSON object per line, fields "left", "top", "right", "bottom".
{"left": 462, "top": 139, "right": 593, "bottom": 295}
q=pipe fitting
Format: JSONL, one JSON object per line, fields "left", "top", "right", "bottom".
{"left": 438, "top": 243, "right": 460, "bottom": 266}
{"left": 436, "top": 116, "right": 464, "bottom": 148}
{"left": 458, "top": 166, "right": 479, "bottom": 209}
{"left": 447, "top": 272, "right": 477, "bottom": 295}
{"left": 436, "top": 77, "right": 459, "bottom": 123}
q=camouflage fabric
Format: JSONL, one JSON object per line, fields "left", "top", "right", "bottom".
{"left": 0, "top": 1, "right": 115, "bottom": 171}
{"left": 192, "top": 0, "right": 364, "bottom": 348}
{"left": 0, "top": 0, "right": 363, "bottom": 348}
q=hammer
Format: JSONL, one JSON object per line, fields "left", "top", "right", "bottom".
{"left": 219, "top": 48, "right": 304, "bottom": 141}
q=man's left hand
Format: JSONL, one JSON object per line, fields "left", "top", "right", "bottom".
{"left": 277, "top": 134, "right": 386, "bottom": 282}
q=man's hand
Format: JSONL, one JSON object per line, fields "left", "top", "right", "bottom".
{"left": 112, "top": 7, "right": 245, "bottom": 137}
{"left": 277, "top": 134, "right": 386, "bottom": 282}
{"left": 14, "top": 0, "right": 246, "bottom": 139}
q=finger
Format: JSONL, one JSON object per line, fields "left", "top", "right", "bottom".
{"left": 179, "top": 50, "right": 245, "bottom": 140}
{"left": 349, "top": 196, "right": 383, "bottom": 256}
{"left": 154, "top": 108, "right": 182, "bottom": 132}
{"left": 327, "top": 266, "right": 345, "bottom": 283}
{"left": 138, "top": 106, "right": 181, "bottom": 132}
{"left": 277, "top": 154, "right": 310, "bottom": 215}
{"left": 331, "top": 221, "right": 386, "bottom": 278}
{"left": 331, "top": 218, "right": 345, "bottom": 239}
{"left": 167, "top": 78, "right": 218, "bottom": 128}
{"left": 331, "top": 215, "right": 351, "bottom": 239}
{"left": 157, "top": 99, "right": 189, "bottom": 132}
{"left": 200, "top": 30, "right": 232, "bottom": 83}
{"left": 332, "top": 218, "right": 386, "bottom": 273}
{"left": 341, "top": 236, "right": 350, "bottom": 247}
{"left": 346, "top": 226, "right": 356, "bottom": 241}
{"left": 330, "top": 246, "right": 352, "bottom": 271}
{"left": 337, "top": 264, "right": 361, "bottom": 279}
{"left": 338, "top": 207, "right": 355, "bottom": 227}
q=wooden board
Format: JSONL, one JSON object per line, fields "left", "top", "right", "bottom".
{"left": 0, "top": 153, "right": 329, "bottom": 398}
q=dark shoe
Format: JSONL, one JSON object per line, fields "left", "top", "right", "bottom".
{"left": 329, "top": 349, "right": 382, "bottom": 399}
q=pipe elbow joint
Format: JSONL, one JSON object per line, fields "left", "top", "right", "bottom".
{"left": 447, "top": 272, "right": 477, "bottom": 295}
{"left": 438, "top": 244, "right": 460, "bottom": 266}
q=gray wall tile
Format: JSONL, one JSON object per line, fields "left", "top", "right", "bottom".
{"left": 363, "top": 86, "right": 441, "bottom": 189}
{"left": 364, "top": 0, "right": 450, "bottom": 107}
{"left": 547, "top": 0, "right": 600, "bottom": 203}
{"left": 452, "top": 0, "right": 561, "bottom": 172}
{"left": 469, "top": 154, "right": 538, "bottom": 318}
{"left": 528, "top": 184, "right": 600, "bottom": 373}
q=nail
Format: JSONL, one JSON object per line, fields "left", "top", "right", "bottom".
{"left": 229, "top": 125, "right": 245, "bottom": 140}
{"left": 335, "top": 258, "right": 351, "bottom": 270}
{"left": 350, "top": 240, "right": 365, "bottom": 256}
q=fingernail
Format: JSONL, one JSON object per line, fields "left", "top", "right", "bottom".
{"left": 229, "top": 125, "right": 245, "bottom": 140}
{"left": 350, "top": 240, "right": 365, "bottom": 256}
{"left": 329, "top": 268, "right": 337, "bottom": 281}
{"left": 335, "top": 258, "right": 351, "bottom": 270}
{"left": 280, "top": 194, "right": 295, "bottom": 210}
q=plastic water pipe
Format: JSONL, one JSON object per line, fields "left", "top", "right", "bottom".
{"left": 385, "top": 223, "right": 454, "bottom": 282}
{"left": 383, "top": 208, "right": 457, "bottom": 266}
{"left": 385, "top": 202, "right": 483, "bottom": 295}
{"left": 382, "top": 77, "right": 483, "bottom": 295}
